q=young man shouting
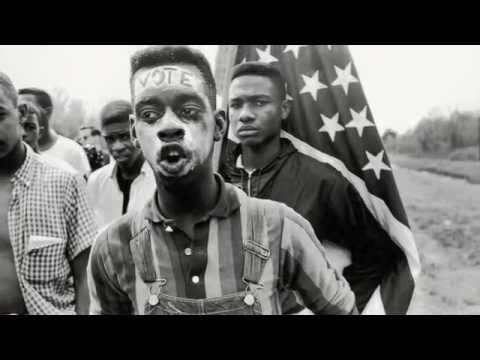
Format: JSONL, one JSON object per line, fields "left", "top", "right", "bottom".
{"left": 87, "top": 46, "right": 357, "bottom": 315}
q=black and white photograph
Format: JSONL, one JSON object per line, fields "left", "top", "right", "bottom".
{"left": 0, "top": 44, "right": 478, "bottom": 315}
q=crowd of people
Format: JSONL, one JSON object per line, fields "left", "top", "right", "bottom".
{"left": 0, "top": 45, "right": 395, "bottom": 315}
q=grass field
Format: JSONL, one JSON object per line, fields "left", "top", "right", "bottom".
{"left": 392, "top": 164, "right": 480, "bottom": 314}
{"left": 390, "top": 154, "right": 480, "bottom": 184}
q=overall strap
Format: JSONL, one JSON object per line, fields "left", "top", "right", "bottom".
{"left": 129, "top": 214, "right": 158, "bottom": 283}
{"left": 237, "top": 189, "right": 271, "bottom": 286}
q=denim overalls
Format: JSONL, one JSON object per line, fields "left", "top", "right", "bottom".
{"left": 129, "top": 190, "right": 272, "bottom": 315}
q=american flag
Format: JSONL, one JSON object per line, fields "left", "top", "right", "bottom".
{"left": 214, "top": 45, "right": 421, "bottom": 315}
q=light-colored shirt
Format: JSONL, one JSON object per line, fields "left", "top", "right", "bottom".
{"left": 40, "top": 153, "right": 78, "bottom": 175}
{"left": 9, "top": 146, "right": 97, "bottom": 315}
{"left": 86, "top": 160, "right": 156, "bottom": 231}
{"left": 41, "top": 131, "right": 91, "bottom": 176}
{"left": 87, "top": 176, "right": 356, "bottom": 315}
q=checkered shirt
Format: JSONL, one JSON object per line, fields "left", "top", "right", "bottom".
{"left": 9, "top": 145, "right": 97, "bottom": 315}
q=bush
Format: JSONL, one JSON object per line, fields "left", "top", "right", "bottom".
{"left": 448, "top": 147, "right": 479, "bottom": 161}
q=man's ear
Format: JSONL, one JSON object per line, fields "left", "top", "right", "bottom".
{"left": 280, "top": 99, "right": 291, "bottom": 121}
{"left": 214, "top": 110, "right": 228, "bottom": 142}
{"left": 18, "top": 104, "right": 28, "bottom": 118}
{"left": 129, "top": 114, "right": 141, "bottom": 148}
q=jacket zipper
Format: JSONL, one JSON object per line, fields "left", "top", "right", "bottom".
{"left": 246, "top": 170, "right": 256, "bottom": 197}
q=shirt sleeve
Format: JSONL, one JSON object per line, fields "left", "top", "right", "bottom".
{"left": 87, "top": 230, "right": 134, "bottom": 315}
{"left": 280, "top": 205, "right": 357, "bottom": 315}
{"left": 64, "top": 174, "right": 98, "bottom": 261}
{"left": 73, "top": 145, "right": 92, "bottom": 176}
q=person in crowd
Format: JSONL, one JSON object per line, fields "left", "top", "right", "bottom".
{"left": 86, "top": 100, "right": 155, "bottom": 231}
{"left": 18, "top": 100, "right": 78, "bottom": 174}
{"left": 18, "top": 88, "right": 91, "bottom": 177}
{"left": 0, "top": 72, "right": 96, "bottom": 315}
{"left": 220, "top": 62, "right": 399, "bottom": 314}
{"left": 87, "top": 45, "right": 357, "bottom": 315}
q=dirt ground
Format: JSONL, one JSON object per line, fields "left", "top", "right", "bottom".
{"left": 392, "top": 165, "right": 480, "bottom": 315}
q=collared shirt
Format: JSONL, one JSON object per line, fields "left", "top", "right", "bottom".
{"left": 86, "top": 160, "right": 156, "bottom": 231}
{"left": 88, "top": 175, "right": 356, "bottom": 315}
{"left": 9, "top": 145, "right": 97, "bottom": 315}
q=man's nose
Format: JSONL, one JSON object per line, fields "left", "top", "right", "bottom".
{"left": 238, "top": 105, "right": 255, "bottom": 123}
{"left": 111, "top": 139, "right": 125, "bottom": 152}
{"left": 157, "top": 110, "right": 185, "bottom": 142}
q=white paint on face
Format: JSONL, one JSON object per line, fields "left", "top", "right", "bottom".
{"left": 134, "top": 65, "right": 203, "bottom": 99}
{"left": 132, "top": 64, "right": 216, "bottom": 182}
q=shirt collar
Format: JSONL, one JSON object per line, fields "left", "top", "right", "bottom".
{"left": 109, "top": 159, "right": 151, "bottom": 180}
{"left": 143, "top": 173, "right": 240, "bottom": 225}
{"left": 12, "top": 144, "right": 37, "bottom": 188}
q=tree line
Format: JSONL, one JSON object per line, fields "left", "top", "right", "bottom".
{"left": 383, "top": 109, "right": 480, "bottom": 161}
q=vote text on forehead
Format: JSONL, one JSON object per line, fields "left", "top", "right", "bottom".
{"left": 134, "top": 65, "right": 203, "bottom": 96}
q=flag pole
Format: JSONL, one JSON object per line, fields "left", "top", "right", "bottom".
{"left": 213, "top": 45, "right": 238, "bottom": 172}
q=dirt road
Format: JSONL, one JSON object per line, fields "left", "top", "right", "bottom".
{"left": 392, "top": 166, "right": 480, "bottom": 314}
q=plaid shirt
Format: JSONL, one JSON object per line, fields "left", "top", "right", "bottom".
{"left": 88, "top": 175, "right": 356, "bottom": 315}
{"left": 9, "top": 145, "right": 97, "bottom": 315}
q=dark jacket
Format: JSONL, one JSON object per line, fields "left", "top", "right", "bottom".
{"left": 220, "top": 138, "right": 402, "bottom": 313}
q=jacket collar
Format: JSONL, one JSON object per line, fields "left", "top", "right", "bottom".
{"left": 233, "top": 138, "right": 297, "bottom": 173}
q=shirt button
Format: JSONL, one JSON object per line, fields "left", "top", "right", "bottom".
{"left": 184, "top": 248, "right": 192, "bottom": 256}
{"left": 192, "top": 276, "right": 200, "bottom": 284}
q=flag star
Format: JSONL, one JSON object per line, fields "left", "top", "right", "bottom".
{"left": 284, "top": 45, "right": 309, "bottom": 59}
{"left": 362, "top": 150, "right": 392, "bottom": 180}
{"left": 286, "top": 94, "right": 294, "bottom": 101}
{"left": 331, "top": 62, "right": 359, "bottom": 95}
{"left": 256, "top": 45, "right": 278, "bottom": 64}
{"left": 300, "top": 71, "right": 327, "bottom": 100}
{"left": 346, "top": 106, "right": 376, "bottom": 137}
{"left": 319, "top": 113, "right": 344, "bottom": 142}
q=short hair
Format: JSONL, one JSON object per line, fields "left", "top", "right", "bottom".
{"left": 130, "top": 45, "right": 217, "bottom": 109}
{"left": 0, "top": 72, "right": 18, "bottom": 107}
{"left": 18, "top": 87, "right": 53, "bottom": 116}
{"left": 231, "top": 62, "right": 287, "bottom": 100}
{"left": 100, "top": 100, "right": 133, "bottom": 128}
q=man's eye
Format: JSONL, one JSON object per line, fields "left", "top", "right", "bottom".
{"left": 229, "top": 103, "right": 240, "bottom": 110}
{"left": 181, "top": 107, "right": 200, "bottom": 118}
{"left": 120, "top": 133, "right": 131, "bottom": 141}
{"left": 141, "top": 110, "right": 160, "bottom": 121}
{"left": 255, "top": 100, "right": 268, "bottom": 107}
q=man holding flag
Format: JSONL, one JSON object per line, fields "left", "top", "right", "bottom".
{"left": 216, "top": 45, "right": 421, "bottom": 315}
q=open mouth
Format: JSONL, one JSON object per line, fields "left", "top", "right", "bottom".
{"left": 158, "top": 144, "right": 190, "bottom": 175}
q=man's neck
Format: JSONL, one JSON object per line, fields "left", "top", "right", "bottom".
{"left": 0, "top": 141, "right": 27, "bottom": 178}
{"left": 117, "top": 153, "right": 145, "bottom": 180}
{"left": 156, "top": 168, "right": 219, "bottom": 225}
{"left": 38, "top": 127, "right": 57, "bottom": 152}
{"left": 241, "top": 138, "right": 281, "bottom": 172}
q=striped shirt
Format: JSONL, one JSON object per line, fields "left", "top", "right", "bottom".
{"left": 88, "top": 175, "right": 356, "bottom": 315}
{"left": 9, "top": 145, "right": 97, "bottom": 315}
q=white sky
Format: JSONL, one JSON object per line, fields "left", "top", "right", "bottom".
{"left": 1, "top": 45, "right": 480, "bottom": 135}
